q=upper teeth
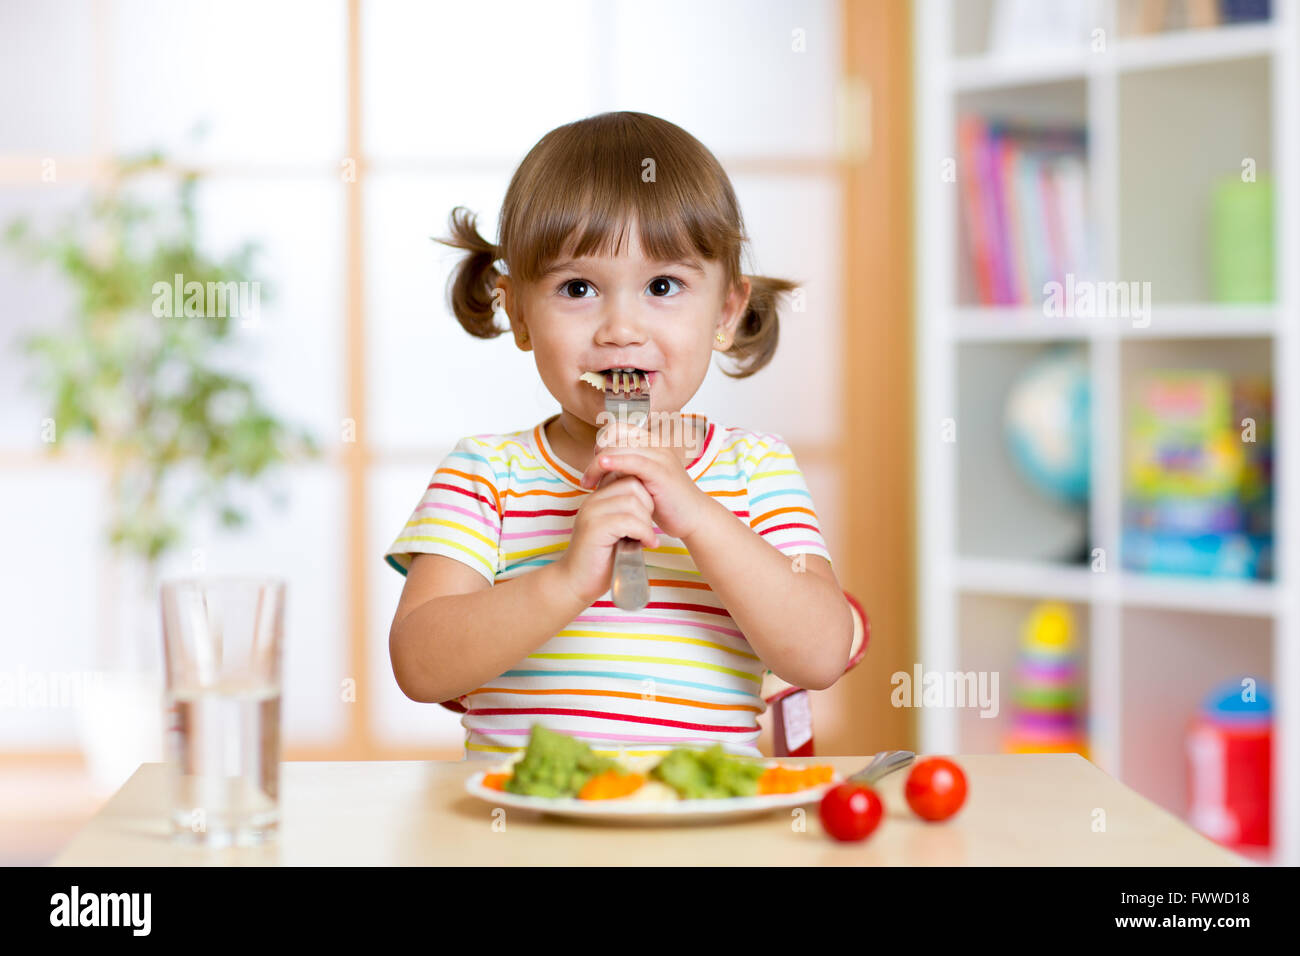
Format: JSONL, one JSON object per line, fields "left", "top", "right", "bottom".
{"left": 578, "top": 369, "right": 649, "bottom": 394}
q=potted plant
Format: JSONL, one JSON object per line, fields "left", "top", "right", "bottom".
{"left": 4, "top": 152, "right": 320, "bottom": 792}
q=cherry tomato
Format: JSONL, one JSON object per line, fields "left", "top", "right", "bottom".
{"left": 818, "top": 783, "right": 883, "bottom": 842}
{"left": 904, "top": 757, "right": 967, "bottom": 821}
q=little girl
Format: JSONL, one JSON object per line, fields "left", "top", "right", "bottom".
{"left": 384, "top": 111, "right": 853, "bottom": 760}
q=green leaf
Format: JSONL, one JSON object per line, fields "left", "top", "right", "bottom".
{"left": 0, "top": 151, "right": 319, "bottom": 566}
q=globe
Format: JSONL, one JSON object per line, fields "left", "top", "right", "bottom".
{"left": 1003, "top": 346, "right": 1090, "bottom": 507}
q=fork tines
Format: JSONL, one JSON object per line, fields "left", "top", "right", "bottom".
{"left": 605, "top": 368, "right": 649, "bottom": 397}
{"left": 604, "top": 369, "right": 650, "bottom": 433}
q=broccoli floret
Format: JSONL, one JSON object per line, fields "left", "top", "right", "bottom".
{"left": 650, "top": 744, "right": 765, "bottom": 798}
{"left": 504, "top": 725, "right": 617, "bottom": 797}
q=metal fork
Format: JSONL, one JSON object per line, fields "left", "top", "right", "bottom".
{"left": 846, "top": 750, "right": 916, "bottom": 786}
{"left": 600, "top": 368, "right": 651, "bottom": 610}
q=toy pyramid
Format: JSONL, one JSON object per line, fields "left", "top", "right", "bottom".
{"left": 1005, "top": 601, "right": 1089, "bottom": 760}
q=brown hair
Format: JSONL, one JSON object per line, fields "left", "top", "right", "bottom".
{"left": 437, "top": 111, "right": 797, "bottom": 378}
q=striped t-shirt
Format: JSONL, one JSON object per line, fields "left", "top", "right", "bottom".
{"left": 384, "top": 411, "right": 832, "bottom": 760}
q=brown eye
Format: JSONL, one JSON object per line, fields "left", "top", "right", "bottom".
{"left": 647, "top": 276, "right": 683, "bottom": 297}
{"left": 560, "top": 279, "right": 593, "bottom": 298}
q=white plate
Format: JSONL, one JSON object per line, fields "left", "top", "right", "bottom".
{"left": 464, "top": 771, "right": 842, "bottom": 825}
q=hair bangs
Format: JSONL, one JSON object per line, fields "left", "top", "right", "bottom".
{"left": 501, "top": 112, "right": 746, "bottom": 285}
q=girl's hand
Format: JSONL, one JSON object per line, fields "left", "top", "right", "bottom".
{"left": 577, "top": 421, "right": 712, "bottom": 541}
{"left": 555, "top": 473, "right": 659, "bottom": 606}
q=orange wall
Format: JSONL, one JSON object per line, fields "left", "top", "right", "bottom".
{"left": 819, "top": 0, "right": 916, "bottom": 756}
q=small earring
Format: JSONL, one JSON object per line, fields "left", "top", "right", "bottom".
{"left": 715, "top": 331, "right": 726, "bottom": 346}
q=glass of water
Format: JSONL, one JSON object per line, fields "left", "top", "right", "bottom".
{"left": 159, "top": 576, "right": 285, "bottom": 846}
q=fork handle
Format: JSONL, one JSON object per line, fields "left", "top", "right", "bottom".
{"left": 611, "top": 536, "right": 650, "bottom": 610}
{"left": 849, "top": 750, "right": 916, "bottom": 786}
{"left": 597, "top": 467, "right": 650, "bottom": 610}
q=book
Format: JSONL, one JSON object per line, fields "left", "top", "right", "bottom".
{"left": 956, "top": 117, "right": 1090, "bottom": 305}
{"left": 957, "top": 117, "right": 996, "bottom": 304}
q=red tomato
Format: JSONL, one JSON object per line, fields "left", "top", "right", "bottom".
{"left": 904, "top": 757, "right": 967, "bottom": 821}
{"left": 819, "top": 783, "right": 883, "bottom": 842}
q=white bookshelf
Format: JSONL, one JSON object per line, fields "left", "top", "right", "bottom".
{"left": 915, "top": 0, "right": 1299, "bottom": 866}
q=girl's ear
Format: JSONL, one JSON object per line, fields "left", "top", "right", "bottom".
{"left": 716, "top": 275, "right": 752, "bottom": 347}
{"left": 492, "top": 275, "right": 510, "bottom": 318}
{"left": 496, "top": 276, "right": 532, "bottom": 351}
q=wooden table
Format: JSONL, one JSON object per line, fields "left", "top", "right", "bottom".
{"left": 51, "top": 754, "right": 1247, "bottom": 866}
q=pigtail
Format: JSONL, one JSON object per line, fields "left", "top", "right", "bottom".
{"left": 720, "top": 274, "right": 799, "bottom": 379}
{"left": 437, "top": 206, "right": 505, "bottom": 339}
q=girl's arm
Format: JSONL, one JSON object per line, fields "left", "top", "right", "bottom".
{"left": 577, "top": 430, "right": 855, "bottom": 692}
{"left": 389, "top": 553, "right": 589, "bottom": 704}
{"left": 389, "top": 471, "right": 658, "bottom": 704}
{"left": 680, "top": 495, "right": 854, "bottom": 691}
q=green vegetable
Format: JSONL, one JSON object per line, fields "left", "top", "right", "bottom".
{"left": 504, "top": 726, "right": 617, "bottom": 798}
{"left": 650, "top": 744, "right": 765, "bottom": 799}
{"left": 1, "top": 150, "right": 320, "bottom": 570}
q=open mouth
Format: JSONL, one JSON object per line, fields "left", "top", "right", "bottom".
{"left": 579, "top": 368, "right": 657, "bottom": 391}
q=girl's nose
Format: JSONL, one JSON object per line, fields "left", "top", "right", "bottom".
{"left": 594, "top": 295, "right": 648, "bottom": 345}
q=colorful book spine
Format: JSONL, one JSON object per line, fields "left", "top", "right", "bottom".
{"left": 957, "top": 117, "right": 995, "bottom": 304}
{"left": 956, "top": 117, "right": 1090, "bottom": 306}
{"left": 998, "top": 131, "right": 1029, "bottom": 303}
{"left": 1055, "top": 154, "right": 1090, "bottom": 281}
{"left": 1017, "top": 151, "right": 1049, "bottom": 298}
{"left": 1040, "top": 163, "right": 1066, "bottom": 288}
{"left": 985, "top": 123, "right": 1014, "bottom": 304}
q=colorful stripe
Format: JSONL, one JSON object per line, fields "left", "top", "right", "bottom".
{"left": 383, "top": 417, "right": 832, "bottom": 756}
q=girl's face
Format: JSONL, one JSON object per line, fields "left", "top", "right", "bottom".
{"left": 500, "top": 226, "right": 751, "bottom": 425}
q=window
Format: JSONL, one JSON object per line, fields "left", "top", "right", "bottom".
{"left": 0, "top": 0, "right": 845, "bottom": 765}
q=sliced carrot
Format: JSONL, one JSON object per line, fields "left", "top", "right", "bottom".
{"left": 577, "top": 770, "right": 646, "bottom": 800}
{"left": 482, "top": 772, "right": 510, "bottom": 791}
{"left": 757, "top": 765, "right": 835, "bottom": 795}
